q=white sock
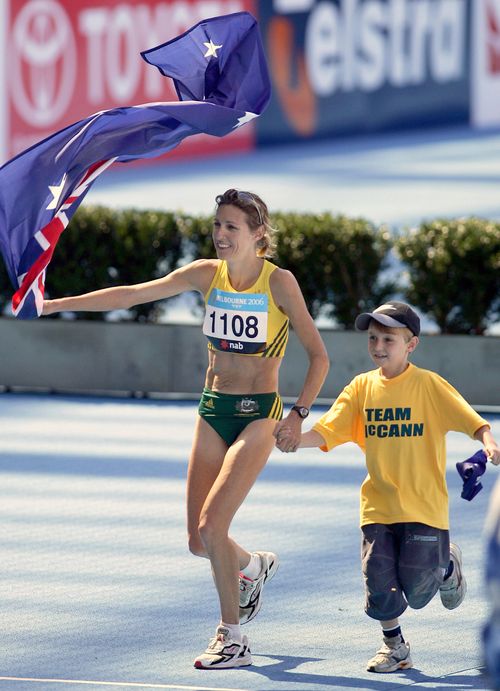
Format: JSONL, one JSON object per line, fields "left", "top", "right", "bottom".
{"left": 241, "top": 552, "right": 261, "bottom": 580}
{"left": 220, "top": 621, "right": 241, "bottom": 641}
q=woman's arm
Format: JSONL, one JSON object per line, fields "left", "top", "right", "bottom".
{"left": 271, "top": 268, "right": 330, "bottom": 446}
{"left": 272, "top": 268, "right": 329, "bottom": 407}
{"left": 42, "top": 259, "right": 217, "bottom": 315}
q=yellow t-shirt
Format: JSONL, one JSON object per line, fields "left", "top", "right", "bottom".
{"left": 313, "top": 363, "right": 489, "bottom": 530}
{"left": 203, "top": 259, "right": 289, "bottom": 357}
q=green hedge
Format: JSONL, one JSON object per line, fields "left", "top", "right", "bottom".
{"left": 0, "top": 206, "right": 498, "bottom": 333}
{"left": 272, "top": 212, "right": 396, "bottom": 327}
{"left": 174, "top": 210, "right": 394, "bottom": 327}
{"left": 0, "top": 255, "right": 11, "bottom": 313}
{"left": 395, "top": 218, "right": 500, "bottom": 334}
{"left": 19, "top": 206, "right": 183, "bottom": 322}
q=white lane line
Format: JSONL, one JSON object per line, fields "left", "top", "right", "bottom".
{"left": 0, "top": 677, "right": 249, "bottom": 691}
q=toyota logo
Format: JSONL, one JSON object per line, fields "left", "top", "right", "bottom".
{"left": 10, "top": 0, "right": 76, "bottom": 127}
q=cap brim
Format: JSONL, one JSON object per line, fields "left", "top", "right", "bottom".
{"left": 355, "top": 313, "right": 408, "bottom": 331}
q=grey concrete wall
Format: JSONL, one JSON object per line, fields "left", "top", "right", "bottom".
{"left": 0, "top": 318, "right": 498, "bottom": 405}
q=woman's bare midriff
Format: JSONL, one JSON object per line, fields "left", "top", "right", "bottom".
{"left": 205, "top": 349, "right": 282, "bottom": 394}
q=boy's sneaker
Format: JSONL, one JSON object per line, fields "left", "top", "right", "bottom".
{"left": 239, "top": 551, "right": 279, "bottom": 625}
{"left": 440, "top": 542, "right": 467, "bottom": 610}
{"left": 193, "top": 626, "right": 252, "bottom": 669}
{"left": 366, "top": 635, "right": 413, "bottom": 673}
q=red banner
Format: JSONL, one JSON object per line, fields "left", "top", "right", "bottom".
{"left": 3, "top": 0, "right": 255, "bottom": 164}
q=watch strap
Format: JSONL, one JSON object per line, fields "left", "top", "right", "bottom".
{"left": 291, "top": 404, "right": 309, "bottom": 419}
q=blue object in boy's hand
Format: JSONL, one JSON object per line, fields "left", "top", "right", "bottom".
{"left": 456, "top": 450, "right": 488, "bottom": 501}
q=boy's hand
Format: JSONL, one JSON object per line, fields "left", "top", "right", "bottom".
{"left": 486, "top": 443, "right": 500, "bottom": 466}
{"left": 274, "top": 418, "right": 301, "bottom": 453}
{"left": 474, "top": 426, "right": 500, "bottom": 466}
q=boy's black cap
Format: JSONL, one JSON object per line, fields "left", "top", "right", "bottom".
{"left": 355, "top": 301, "right": 420, "bottom": 336}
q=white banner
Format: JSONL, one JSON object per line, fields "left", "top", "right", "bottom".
{"left": 471, "top": 0, "right": 500, "bottom": 127}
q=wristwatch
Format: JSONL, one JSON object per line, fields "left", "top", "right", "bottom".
{"left": 291, "top": 405, "right": 310, "bottom": 419}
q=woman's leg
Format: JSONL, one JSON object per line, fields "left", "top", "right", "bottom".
{"left": 187, "top": 417, "right": 276, "bottom": 625}
{"left": 186, "top": 417, "right": 253, "bottom": 566}
{"left": 186, "top": 415, "right": 228, "bottom": 558}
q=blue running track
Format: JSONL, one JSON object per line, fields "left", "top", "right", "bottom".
{"left": 0, "top": 392, "right": 498, "bottom": 691}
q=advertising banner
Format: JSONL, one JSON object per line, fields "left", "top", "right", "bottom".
{"left": 471, "top": 0, "right": 500, "bottom": 127}
{"left": 1, "top": 0, "right": 255, "bottom": 165}
{"left": 256, "top": 0, "right": 471, "bottom": 144}
{"left": 1, "top": 0, "right": 482, "bottom": 164}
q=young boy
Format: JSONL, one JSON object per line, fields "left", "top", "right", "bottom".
{"left": 276, "top": 301, "right": 500, "bottom": 673}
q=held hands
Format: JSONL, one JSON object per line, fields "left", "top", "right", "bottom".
{"left": 273, "top": 415, "right": 302, "bottom": 453}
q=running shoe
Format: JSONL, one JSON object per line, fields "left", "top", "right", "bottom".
{"left": 193, "top": 626, "right": 252, "bottom": 669}
{"left": 366, "top": 635, "right": 413, "bottom": 673}
{"left": 239, "top": 551, "right": 279, "bottom": 625}
{"left": 440, "top": 542, "right": 467, "bottom": 609}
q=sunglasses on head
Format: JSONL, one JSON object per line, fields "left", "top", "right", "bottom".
{"left": 234, "top": 191, "right": 264, "bottom": 226}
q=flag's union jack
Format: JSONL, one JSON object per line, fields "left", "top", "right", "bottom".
{"left": 12, "top": 158, "right": 116, "bottom": 317}
{"left": 0, "top": 12, "right": 271, "bottom": 319}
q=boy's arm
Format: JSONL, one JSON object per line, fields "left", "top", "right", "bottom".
{"left": 274, "top": 381, "right": 359, "bottom": 453}
{"left": 474, "top": 425, "right": 500, "bottom": 465}
{"left": 298, "top": 429, "right": 325, "bottom": 449}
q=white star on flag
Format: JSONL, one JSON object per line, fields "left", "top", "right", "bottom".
{"left": 46, "top": 173, "right": 67, "bottom": 210}
{"left": 233, "top": 112, "right": 258, "bottom": 129}
{"left": 203, "top": 40, "right": 223, "bottom": 58}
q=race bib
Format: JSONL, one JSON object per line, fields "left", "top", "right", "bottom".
{"left": 203, "top": 289, "right": 268, "bottom": 354}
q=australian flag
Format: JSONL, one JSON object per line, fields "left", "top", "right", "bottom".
{"left": 0, "top": 12, "right": 271, "bottom": 319}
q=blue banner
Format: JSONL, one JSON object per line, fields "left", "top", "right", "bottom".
{"left": 257, "top": 0, "right": 470, "bottom": 144}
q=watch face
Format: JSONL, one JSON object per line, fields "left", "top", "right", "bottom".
{"left": 293, "top": 406, "right": 309, "bottom": 418}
